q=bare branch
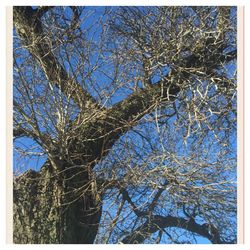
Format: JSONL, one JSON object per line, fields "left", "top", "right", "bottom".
{"left": 13, "top": 6, "right": 100, "bottom": 111}
{"left": 121, "top": 214, "right": 235, "bottom": 244}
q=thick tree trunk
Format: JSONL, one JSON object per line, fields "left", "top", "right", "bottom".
{"left": 13, "top": 161, "right": 101, "bottom": 244}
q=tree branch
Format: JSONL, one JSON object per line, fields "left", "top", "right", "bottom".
{"left": 36, "top": 6, "right": 55, "bottom": 19}
{"left": 13, "top": 6, "right": 99, "bottom": 111}
{"left": 121, "top": 214, "right": 235, "bottom": 244}
{"left": 109, "top": 75, "right": 180, "bottom": 128}
{"left": 13, "top": 127, "right": 36, "bottom": 139}
{"left": 120, "top": 187, "right": 147, "bottom": 217}
{"left": 148, "top": 181, "right": 167, "bottom": 212}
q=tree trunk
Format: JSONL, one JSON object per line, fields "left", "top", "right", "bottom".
{"left": 13, "top": 161, "right": 102, "bottom": 244}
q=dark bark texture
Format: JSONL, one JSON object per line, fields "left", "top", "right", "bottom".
{"left": 13, "top": 162, "right": 102, "bottom": 244}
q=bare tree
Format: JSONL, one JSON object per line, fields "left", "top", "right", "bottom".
{"left": 13, "top": 6, "right": 237, "bottom": 244}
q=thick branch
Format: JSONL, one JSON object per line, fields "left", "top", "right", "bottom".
{"left": 13, "top": 6, "right": 99, "bottom": 111}
{"left": 109, "top": 76, "right": 180, "bottom": 128}
{"left": 121, "top": 214, "right": 233, "bottom": 244}
{"left": 75, "top": 76, "right": 181, "bottom": 164}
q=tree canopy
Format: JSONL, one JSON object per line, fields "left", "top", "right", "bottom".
{"left": 13, "top": 6, "right": 237, "bottom": 244}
